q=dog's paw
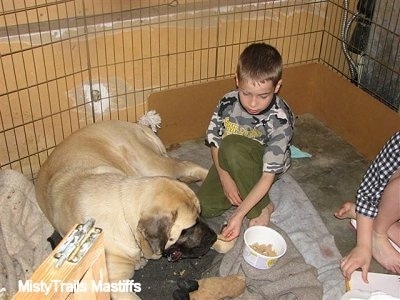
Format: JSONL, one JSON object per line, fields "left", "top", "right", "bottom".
{"left": 134, "top": 257, "right": 148, "bottom": 270}
{"left": 211, "top": 235, "right": 237, "bottom": 253}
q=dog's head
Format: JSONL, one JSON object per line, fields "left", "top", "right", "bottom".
{"left": 135, "top": 178, "right": 215, "bottom": 260}
{"left": 163, "top": 217, "right": 217, "bottom": 261}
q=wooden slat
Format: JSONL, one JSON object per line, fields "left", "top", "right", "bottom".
{"left": 13, "top": 224, "right": 110, "bottom": 300}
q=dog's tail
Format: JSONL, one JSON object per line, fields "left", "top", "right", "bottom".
{"left": 138, "top": 110, "right": 162, "bottom": 133}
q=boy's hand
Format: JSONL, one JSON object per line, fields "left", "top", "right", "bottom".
{"left": 222, "top": 213, "right": 243, "bottom": 241}
{"left": 220, "top": 173, "right": 242, "bottom": 206}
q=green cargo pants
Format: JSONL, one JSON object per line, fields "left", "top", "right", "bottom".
{"left": 197, "top": 134, "right": 271, "bottom": 219}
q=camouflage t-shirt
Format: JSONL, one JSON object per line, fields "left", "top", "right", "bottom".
{"left": 205, "top": 90, "right": 294, "bottom": 174}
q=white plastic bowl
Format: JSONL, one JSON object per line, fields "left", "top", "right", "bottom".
{"left": 243, "top": 226, "right": 287, "bottom": 269}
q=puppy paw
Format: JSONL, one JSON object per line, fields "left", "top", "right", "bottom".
{"left": 211, "top": 235, "right": 237, "bottom": 253}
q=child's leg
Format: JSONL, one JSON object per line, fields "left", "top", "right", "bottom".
{"left": 372, "top": 173, "right": 400, "bottom": 272}
{"left": 249, "top": 202, "right": 275, "bottom": 227}
{"left": 198, "top": 135, "right": 274, "bottom": 219}
{"left": 375, "top": 169, "right": 400, "bottom": 245}
{"left": 217, "top": 135, "right": 270, "bottom": 219}
{"left": 197, "top": 164, "right": 232, "bottom": 218}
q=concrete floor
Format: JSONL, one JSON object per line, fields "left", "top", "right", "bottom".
{"left": 132, "top": 113, "right": 387, "bottom": 299}
{"left": 285, "top": 113, "right": 385, "bottom": 274}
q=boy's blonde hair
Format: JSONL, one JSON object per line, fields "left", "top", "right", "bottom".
{"left": 236, "top": 43, "right": 282, "bottom": 86}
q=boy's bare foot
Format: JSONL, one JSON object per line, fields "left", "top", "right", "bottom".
{"left": 334, "top": 201, "right": 356, "bottom": 220}
{"left": 249, "top": 202, "right": 274, "bottom": 227}
{"left": 372, "top": 230, "right": 400, "bottom": 274}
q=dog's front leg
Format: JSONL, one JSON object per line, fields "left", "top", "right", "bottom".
{"left": 176, "top": 161, "right": 208, "bottom": 183}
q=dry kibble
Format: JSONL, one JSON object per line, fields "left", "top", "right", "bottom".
{"left": 250, "top": 242, "right": 277, "bottom": 256}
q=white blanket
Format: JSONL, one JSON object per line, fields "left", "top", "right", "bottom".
{"left": 0, "top": 169, "right": 53, "bottom": 298}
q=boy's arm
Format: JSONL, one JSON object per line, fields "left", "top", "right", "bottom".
{"left": 223, "top": 172, "right": 275, "bottom": 240}
{"left": 235, "top": 172, "right": 275, "bottom": 218}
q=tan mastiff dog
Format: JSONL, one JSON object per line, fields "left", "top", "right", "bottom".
{"left": 35, "top": 120, "right": 222, "bottom": 299}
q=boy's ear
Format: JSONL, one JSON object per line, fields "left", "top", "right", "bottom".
{"left": 235, "top": 73, "right": 239, "bottom": 87}
{"left": 274, "top": 79, "right": 283, "bottom": 93}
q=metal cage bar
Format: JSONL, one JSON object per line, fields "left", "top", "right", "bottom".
{"left": 0, "top": 0, "right": 398, "bottom": 178}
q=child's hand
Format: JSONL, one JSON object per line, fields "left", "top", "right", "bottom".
{"left": 220, "top": 173, "right": 242, "bottom": 206}
{"left": 222, "top": 214, "right": 243, "bottom": 241}
{"left": 340, "top": 245, "right": 371, "bottom": 283}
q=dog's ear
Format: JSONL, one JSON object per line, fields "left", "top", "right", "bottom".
{"left": 137, "top": 214, "right": 172, "bottom": 258}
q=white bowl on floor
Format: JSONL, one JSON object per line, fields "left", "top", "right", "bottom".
{"left": 243, "top": 226, "right": 287, "bottom": 269}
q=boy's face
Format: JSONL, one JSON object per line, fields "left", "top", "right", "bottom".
{"left": 236, "top": 77, "right": 282, "bottom": 115}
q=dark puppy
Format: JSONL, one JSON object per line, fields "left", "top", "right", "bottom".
{"left": 164, "top": 218, "right": 217, "bottom": 261}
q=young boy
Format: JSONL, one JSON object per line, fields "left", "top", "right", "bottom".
{"left": 197, "top": 43, "right": 294, "bottom": 241}
{"left": 335, "top": 130, "right": 400, "bottom": 282}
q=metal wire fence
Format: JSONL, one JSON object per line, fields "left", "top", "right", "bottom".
{"left": 0, "top": 0, "right": 398, "bottom": 178}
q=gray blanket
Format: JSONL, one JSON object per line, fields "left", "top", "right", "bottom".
{"left": 270, "top": 174, "right": 345, "bottom": 299}
{"left": 219, "top": 221, "right": 323, "bottom": 300}
{"left": 206, "top": 174, "right": 345, "bottom": 300}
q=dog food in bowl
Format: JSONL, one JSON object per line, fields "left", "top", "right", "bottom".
{"left": 250, "top": 242, "right": 277, "bottom": 257}
{"left": 243, "top": 226, "right": 287, "bottom": 269}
